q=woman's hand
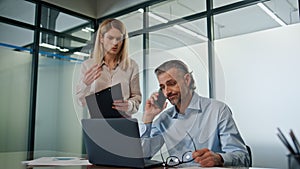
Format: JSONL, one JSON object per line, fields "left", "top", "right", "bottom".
{"left": 112, "top": 100, "right": 130, "bottom": 112}
{"left": 83, "top": 64, "right": 102, "bottom": 86}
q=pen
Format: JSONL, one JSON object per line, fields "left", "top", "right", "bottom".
{"left": 289, "top": 130, "right": 300, "bottom": 154}
{"left": 277, "top": 128, "right": 296, "bottom": 155}
{"left": 277, "top": 128, "right": 300, "bottom": 165}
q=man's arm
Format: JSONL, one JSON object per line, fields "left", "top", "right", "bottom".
{"left": 140, "top": 92, "right": 167, "bottom": 158}
{"left": 192, "top": 104, "right": 250, "bottom": 167}
{"left": 140, "top": 122, "right": 164, "bottom": 158}
{"left": 217, "top": 105, "right": 251, "bottom": 167}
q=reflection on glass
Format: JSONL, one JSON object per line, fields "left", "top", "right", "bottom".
{"left": 41, "top": 5, "right": 92, "bottom": 39}
{"left": 214, "top": 0, "right": 299, "bottom": 39}
{"left": 0, "top": 0, "right": 35, "bottom": 24}
{"left": 214, "top": 4, "right": 280, "bottom": 39}
{"left": 71, "top": 23, "right": 93, "bottom": 41}
{"left": 39, "top": 32, "right": 88, "bottom": 63}
{"left": 149, "top": 0, "right": 206, "bottom": 26}
{"left": 262, "top": 0, "right": 299, "bottom": 25}
{"left": 149, "top": 23, "right": 206, "bottom": 50}
{"left": 117, "top": 10, "right": 143, "bottom": 32}
{"left": 213, "top": 0, "right": 243, "bottom": 8}
{"left": 0, "top": 23, "right": 34, "bottom": 49}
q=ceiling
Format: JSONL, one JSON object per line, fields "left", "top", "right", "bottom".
{"left": 42, "top": 0, "right": 150, "bottom": 18}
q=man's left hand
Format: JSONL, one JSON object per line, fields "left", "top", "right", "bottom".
{"left": 192, "top": 148, "right": 224, "bottom": 167}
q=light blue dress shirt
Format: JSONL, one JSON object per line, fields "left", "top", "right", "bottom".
{"left": 140, "top": 92, "right": 250, "bottom": 167}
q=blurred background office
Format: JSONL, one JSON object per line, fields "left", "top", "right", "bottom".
{"left": 0, "top": 0, "right": 299, "bottom": 169}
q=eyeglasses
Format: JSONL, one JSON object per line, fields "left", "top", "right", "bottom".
{"left": 160, "top": 132, "right": 196, "bottom": 167}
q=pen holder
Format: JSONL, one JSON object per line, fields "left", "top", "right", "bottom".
{"left": 287, "top": 154, "right": 300, "bottom": 169}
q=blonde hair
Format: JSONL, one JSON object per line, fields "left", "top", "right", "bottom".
{"left": 92, "top": 18, "right": 130, "bottom": 70}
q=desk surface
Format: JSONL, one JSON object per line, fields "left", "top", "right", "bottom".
{"left": 0, "top": 152, "right": 279, "bottom": 169}
{"left": 25, "top": 166, "right": 278, "bottom": 169}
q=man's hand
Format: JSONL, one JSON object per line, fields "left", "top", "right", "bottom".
{"left": 142, "top": 92, "right": 167, "bottom": 124}
{"left": 192, "top": 148, "right": 224, "bottom": 167}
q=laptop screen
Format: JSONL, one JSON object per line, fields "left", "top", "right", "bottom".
{"left": 81, "top": 118, "right": 162, "bottom": 168}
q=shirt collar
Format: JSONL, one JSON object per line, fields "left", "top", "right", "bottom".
{"left": 170, "top": 92, "right": 202, "bottom": 119}
{"left": 101, "top": 59, "right": 120, "bottom": 69}
{"left": 100, "top": 60, "right": 106, "bottom": 67}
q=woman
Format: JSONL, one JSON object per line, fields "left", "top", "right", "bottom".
{"left": 76, "top": 18, "right": 141, "bottom": 116}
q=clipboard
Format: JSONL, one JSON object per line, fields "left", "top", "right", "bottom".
{"left": 85, "top": 83, "right": 124, "bottom": 118}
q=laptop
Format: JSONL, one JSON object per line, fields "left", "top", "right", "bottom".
{"left": 81, "top": 118, "right": 163, "bottom": 168}
{"left": 85, "top": 83, "right": 125, "bottom": 118}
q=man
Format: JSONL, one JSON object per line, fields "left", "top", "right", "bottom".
{"left": 140, "top": 60, "right": 250, "bottom": 167}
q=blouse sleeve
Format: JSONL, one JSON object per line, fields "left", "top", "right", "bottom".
{"left": 126, "top": 60, "right": 142, "bottom": 115}
{"left": 75, "top": 60, "right": 91, "bottom": 107}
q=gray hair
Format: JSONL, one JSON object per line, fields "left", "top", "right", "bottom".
{"left": 154, "top": 60, "right": 196, "bottom": 90}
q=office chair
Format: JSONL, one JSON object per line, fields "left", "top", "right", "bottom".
{"left": 246, "top": 145, "right": 252, "bottom": 167}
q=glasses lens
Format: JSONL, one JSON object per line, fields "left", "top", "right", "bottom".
{"left": 182, "top": 151, "right": 194, "bottom": 162}
{"left": 166, "top": 156, "right": 180, "bottom": 166}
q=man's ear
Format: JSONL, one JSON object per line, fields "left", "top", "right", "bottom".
{"left": 184, "top": 73, "right": 191, "bottom": 86}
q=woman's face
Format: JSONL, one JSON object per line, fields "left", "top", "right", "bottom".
{"left": 101, "top": 27, "right": 124, "bottom": 56}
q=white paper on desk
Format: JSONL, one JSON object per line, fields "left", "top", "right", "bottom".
{"left": 180, "top": 167, "right": 224, "bottom": 169}
{"left": 22, "top": 157, "right": 92, "bottom": 166}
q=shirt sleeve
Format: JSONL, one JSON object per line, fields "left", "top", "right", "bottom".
{"left": 139, "top": 122, "right": 165, "bottom": 159}
{"left": 125, "top": 60, "right": 142, "bottom": 115}
{"left": 218, "top": 105, "right": 251, "bottom": 167}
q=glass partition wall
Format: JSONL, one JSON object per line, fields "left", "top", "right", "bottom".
{"left": 34, "top": 4, "right": 94, "bottom": 159}
{"left": 1, "top": 0, "right": 299, "bottom": 169}
{"left": 0, "top": 0, "right": 95, "bottom": 166}
{"left": 0, "top": 23, "right": 33, "bottom": 169}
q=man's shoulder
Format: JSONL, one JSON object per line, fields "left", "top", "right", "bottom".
{"left": 196, "top": 95, "right": 233, "bottom": 119}
{"left": 197, "top": 94, "right": 228, "bottom": 109}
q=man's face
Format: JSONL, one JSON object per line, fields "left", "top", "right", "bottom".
{"left": 157, "top": 68, "right": 190, "bottom": 107}
{"left": 101, "top": 27, "right": 124, "bottom": 56}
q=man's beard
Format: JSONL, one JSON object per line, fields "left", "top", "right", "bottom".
{"left": 168, "top": 94, "right": 181, "bottom": 107}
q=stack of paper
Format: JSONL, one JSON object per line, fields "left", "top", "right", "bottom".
{"left": 22, "top": 157, "right": 92, "bottom": 166}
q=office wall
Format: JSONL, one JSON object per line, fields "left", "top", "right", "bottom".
{"left": 214, "top": 23, "right": 300, "bottom": 169}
